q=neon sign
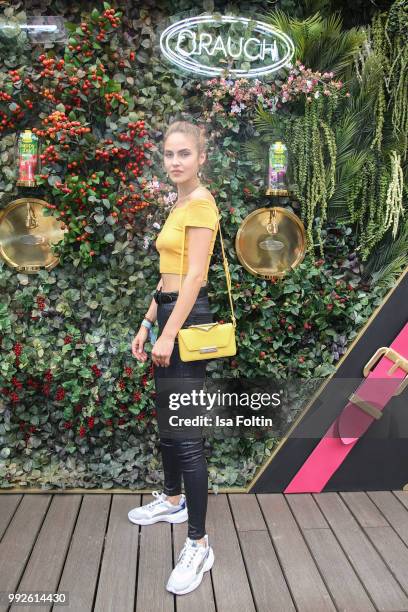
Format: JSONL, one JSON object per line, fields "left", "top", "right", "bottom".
{"left": 159, "top": 15, "right": 294, "bottom": 78}
{"left": 0, "top": 17, "right": 67, "bottom": 43}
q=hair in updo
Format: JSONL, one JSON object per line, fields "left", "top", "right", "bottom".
{"left": 163, "top": 120, "right": 207, "bottom": 156}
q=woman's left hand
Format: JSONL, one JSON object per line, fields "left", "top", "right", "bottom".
{"left": 151, "top": 334, "right": 175, "bottom": 367}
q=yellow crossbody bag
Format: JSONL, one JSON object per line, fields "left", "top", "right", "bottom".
{"left": 177, "top": 212, "right": 237, "bottom": 362}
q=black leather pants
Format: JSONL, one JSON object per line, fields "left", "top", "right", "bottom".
{"left": 153, "top": 287, "right": 213, "bottom": 540}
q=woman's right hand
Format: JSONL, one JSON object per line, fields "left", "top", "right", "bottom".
{"left": 131, "top": 326, "right": 150, "bottom": 361}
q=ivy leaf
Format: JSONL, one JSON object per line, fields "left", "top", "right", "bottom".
{"left": 23, "top": 460, "right": 33, "bottom": 472}
{"left": 314, "top": 363, "right": 336, "bottom": 377}
{"left": 138, "top": 50, "right": 149, "bottom": 63}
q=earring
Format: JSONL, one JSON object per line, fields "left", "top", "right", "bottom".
{"left": 198, "top": 170, "right": 202, "bottom": 179}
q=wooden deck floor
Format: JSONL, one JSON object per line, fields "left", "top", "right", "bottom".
{"left": 1, "top": 491, "right": 408, "bottom": 611}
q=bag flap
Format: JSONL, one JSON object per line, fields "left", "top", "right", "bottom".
{"left": 179, "top": 323, "right": 235, "bottom": 351}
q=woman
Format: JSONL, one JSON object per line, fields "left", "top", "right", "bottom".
{"left": 129, "top": 120, "right": 219, "bottom": 596}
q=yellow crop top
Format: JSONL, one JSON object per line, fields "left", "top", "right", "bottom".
{"left": 155, "top": 198, "right": 220, "bottom": 281}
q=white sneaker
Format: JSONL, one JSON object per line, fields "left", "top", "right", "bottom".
{"left": 128, "top": 490, "right": 188, "bottom": 525}
{"left": 166, "top": 534, "right": 214, "bottom": 595}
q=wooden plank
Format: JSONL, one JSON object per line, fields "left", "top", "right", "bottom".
{"left": 93, "top": 495, "right": 140, "bottom": 612}
{"left": 305, "top": 529, "right": 375, "bottom": 612}
{"left": 9, "top": 495, "right": 81, "bottom": 612}
{"left": 173, "top": 520, "right": 216, "bottom": 612}
{"left": 0, "top": 495, "right": 51, "bottom": 612}
{"left": 340, "top": 492, "right": 408, "bottom": 597}
{"left": 229, "top": 493, "right": 267, "bottom": 531}
{"left": 339, "top": 492, "right": 389, "bottom": 527}
{"left": 368, "top": 491, "right": 408, "bottom": 545}
{"left": 55, "top": 495, "right": 111, "bottom": 612}
{"left": 284, "top": 493, "right": 328, "bottom": 529}
{"left": 314, "top": 492, "right": 408, "bottom": 611}
{"left": 287, "top": 494, "right": 375, "bottom": 611}
{"left": 258, "top": 494, "right": 335, "bottom": 612}
{"left": 393, "top": 490, "right": 408, "bottom": 510}
{"left": 238, "top": 530, "right": 296, "bottom": 612}
{"left": 206, "top": 494, "right": 256, "bottom": 611}
{"left": 0, "top": 495, "right": 22, "bottom": 540}
{"left": 135, "top": 494, "right": 174, "bottom": 612}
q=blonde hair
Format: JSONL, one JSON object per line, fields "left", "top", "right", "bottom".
{"left": 163, "top": 120, "right": 207, "bottom": 156}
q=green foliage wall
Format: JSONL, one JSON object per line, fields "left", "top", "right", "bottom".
{"left": 0, "top": 0, "right": 405, "bottom": 490}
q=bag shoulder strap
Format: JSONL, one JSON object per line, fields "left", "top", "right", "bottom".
{"left": 178, "top": 205, "right": 236, "bottom": 327}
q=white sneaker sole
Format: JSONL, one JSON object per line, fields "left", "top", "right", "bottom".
{"left": 166, "top": 546, "right": 215, "bottom": 595}
{"left": 128, "top": 507, "right": 188, "bottom": 526}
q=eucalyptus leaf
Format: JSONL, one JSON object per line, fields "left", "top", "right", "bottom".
{"left": 48, "top": 175, "right": 61, "bottom": 187}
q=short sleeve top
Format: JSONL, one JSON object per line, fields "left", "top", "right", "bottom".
{"left": 155, "top": 198, "right": 219, "bottom": 281}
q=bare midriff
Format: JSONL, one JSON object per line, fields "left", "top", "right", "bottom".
{"left": 160, "top": 273, "right": 207, "bottom": 292}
